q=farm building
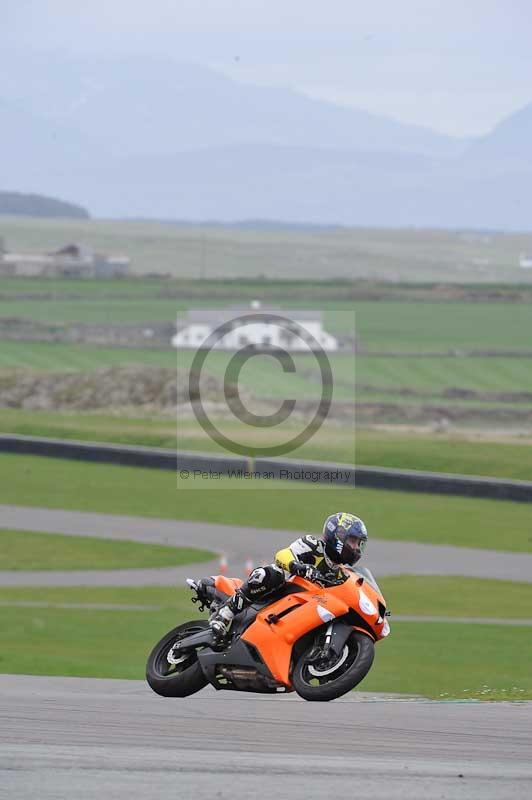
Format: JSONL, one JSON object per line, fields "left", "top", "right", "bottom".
{"left": 172, "top": 301, "right": 339, "bottom": 352}
{"left": 0, "top": 242, "right": 130, "bottom": 277}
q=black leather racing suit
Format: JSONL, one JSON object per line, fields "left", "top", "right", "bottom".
{"left": 204, "top": 534, "right": 341, "bottom": 616}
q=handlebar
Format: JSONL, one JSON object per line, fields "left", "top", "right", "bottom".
{"left": 315, "top": 572, "right": 346, "bottom": 587}
{"left": 290, "top": 561, "right": 346, "bottom": 587}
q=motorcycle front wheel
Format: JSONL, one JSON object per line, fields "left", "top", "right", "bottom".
{"left": 292, "top": 631, "right": 375, "bottom": 702}
{"left": 146, "top": 620, "right": 209, "bottom": 697}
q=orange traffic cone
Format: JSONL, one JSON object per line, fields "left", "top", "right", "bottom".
{"left": 219, "top": 553, "right": 228, "bottom": 574}
{"left": 245, "top": 557, "right": 254, "bottom": 576}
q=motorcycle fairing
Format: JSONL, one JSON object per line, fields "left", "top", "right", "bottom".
{"left": 241, "top": 581, "right": 351, "bottom": 685}
{"left": 327, "top": 575, "right": 389, "bottom": 642}
{"left": 197, "top": 638, "right": 290, "bottom": 694}
{"left": 212, "top": 570, "right": 388, "bottom": 641}
{"left": 213, "top": 575, "right": 243, "bottom": 596}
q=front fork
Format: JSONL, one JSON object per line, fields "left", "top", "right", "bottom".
{"left": 306, "top": 620, "right": 354, "bottom": 664}
{"left": 305, "top": 622, "right": 334, "bottom": 664}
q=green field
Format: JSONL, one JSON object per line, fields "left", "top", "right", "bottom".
{"left": 3, "top": 407, "right": 532, "bottom": 480}
{"left": 0, "top": 529, "right": 213, "bottom": 571}
{"left": 358, "top": 355, "right": 532, "bottom": 392}
{"left": 2, "top": 215, "right": 532, "bottom": 282}
{"left": 2, "top": 453, "right": 532, "bottom": 552}
{"left": 181, "top": 350, "right": 532, "bottom": 400}
{"left": 2, "top": 292, "right": 532, "bottom": 354}
{"left": 1, "top": 273, "right": 531, "bottom": 436}
{"left": 0, "top": 340, "right": 175, "bottom": 371}
{"left": 1, "top": 341, "right": 532, "bottom": 408}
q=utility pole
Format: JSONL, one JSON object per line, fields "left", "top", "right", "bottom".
{"left": 200, "top": 230, "right": 206, "bottom": 280}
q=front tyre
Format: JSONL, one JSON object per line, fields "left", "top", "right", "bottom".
{"left": 292, "top": 631, "right": 375, "bottom": 702}
{"left": 146, "top": 620, "right": 209, "bottom": 698}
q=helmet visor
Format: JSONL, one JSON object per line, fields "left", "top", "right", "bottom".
{"left": 344, "top": 534, "right": 366, "bottom": 557}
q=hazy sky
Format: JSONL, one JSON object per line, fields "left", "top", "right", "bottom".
{"left": 5, "top": 0, "right": 532, "bottom": 136}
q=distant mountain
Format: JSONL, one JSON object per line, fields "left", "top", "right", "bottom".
{"left": 0, "top": 51, "right": 466, "bottom": 158}
{"left": 0, "top": 191, "right": 89, "bottom": 219}
{"left": 0, "top": 50, "right": 530, "bottom": 229}
{"left": 466, "top": 102, "right": 532, "bottom": 163}
{"left": 67, "top": 143, "right": 530, "bottom": 230}
{"left": 75, "top": 145, "right": 434, "bottom": 222}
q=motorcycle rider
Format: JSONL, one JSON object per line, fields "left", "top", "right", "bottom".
{"left": 203, "top": 512, "right": 368, "bottom": 639}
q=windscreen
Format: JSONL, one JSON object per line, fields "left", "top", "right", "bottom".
{"left": 348, "top": 566, "right": 382, "bottom": 595}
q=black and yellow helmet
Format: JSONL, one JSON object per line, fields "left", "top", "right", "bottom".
{"left": 322, "top": 512, "right": 368, "bottom": 566}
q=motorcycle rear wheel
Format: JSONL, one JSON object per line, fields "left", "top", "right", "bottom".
{"left": 292, "top": 631, "right": 375, "bottom": 701}
{"left": 146, "top": 620, "right": 209, "bottom": 697}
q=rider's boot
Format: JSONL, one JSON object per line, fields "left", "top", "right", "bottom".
{"left": 209, "top": 590, "right": 248, "bottom": 639}
{"left": 209, "top": 603, "right": 235, "bottom": 638}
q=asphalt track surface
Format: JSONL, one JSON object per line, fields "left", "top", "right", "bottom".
{"left": 2, "top": 504, "right": 532, "bottom": 586}
{"left": 2, "top": 675, "right": 531, "bottom": 800}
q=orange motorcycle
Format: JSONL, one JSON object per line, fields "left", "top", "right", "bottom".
{"left": 146, "top": 565, "right": 390, "bottom": 702}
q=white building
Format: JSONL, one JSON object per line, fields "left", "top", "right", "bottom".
{"left": 519, "top": 253, "right": 532, "bottom": 269}
{"left": 172, "top": 302, "right": 339, "bottom": 352}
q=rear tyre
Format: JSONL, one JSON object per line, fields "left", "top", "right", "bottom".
{"left": 292, "top": 631, "right": 375, "bottom": 702}
{"left": 146, "top": 620, "right": 209, "bottom": 698}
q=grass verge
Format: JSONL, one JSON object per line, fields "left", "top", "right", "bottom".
{"left": 2, "top": 453, "right": 532, "bottom": 552}
{"left": 0, "top": 586, "right": 187, "bottom": 607}
{"left": 0, "top": 530, "right": 214, "bottom": 571}
{"left": 364, "top": 622, "right": 531, "bottom": 700}
{"left": 379, "top": 576, "right": 532, "bottom": 619}
{"left": 3, "top": 408, "right": 532, "bottom": 481}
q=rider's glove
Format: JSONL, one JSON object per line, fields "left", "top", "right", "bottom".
{"left": 289, "top": 561, "right": 320, "bottom": 582}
